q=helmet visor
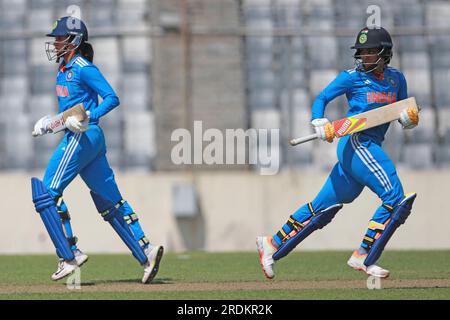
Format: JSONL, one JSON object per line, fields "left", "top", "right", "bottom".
{"left": 45, "top": 35, "right": 82, "bottom": 62}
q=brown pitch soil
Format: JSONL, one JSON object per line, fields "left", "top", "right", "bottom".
{"left": 1, "top": 278, "right": 449, "bottom": 295}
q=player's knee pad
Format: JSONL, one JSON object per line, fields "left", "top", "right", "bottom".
{"left": 90, "top": 191, "right": 148, "bottom": 265}
{"left": 31, "top": 178, "right": 74, "bottom": 261}
{"left": 273, "top": 203, "right": 343, "bottom": 260}
{"left": 364, "top": 192, "right": 417, "bottom": 267}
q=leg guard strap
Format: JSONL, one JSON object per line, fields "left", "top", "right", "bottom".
{"left": 124, "top": 213, "right": 139, "bottom": 225}
{"left": 273, "top": 204, "right": 343, "bottom": 260}
{"left": 57, "top": 210, "right": 71, "bottom": 221}
{"left": 364, "top": 193, "right": 417, "bottom": 267}
{"left": 90, "top": 191, "right": 148, "bottom": 265}
{"left": 55, "top": 196, "right": 78, "bottom": 250}
{"left": 138, "top": 236, "right": 150, "bottom": 247}
{"left": 362, "top": 220, "right": 388, "bottom": 250}
{"left": 68, "top": 237, "right": 78, "bottom": 246}
{"left": 275, "top": 216, "right": 304, "bottom": 243}
{"left": 31, "top": 178, "right": 74, "bottom": 261}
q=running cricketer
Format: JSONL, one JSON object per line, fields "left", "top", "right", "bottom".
{"left": 257, "top": 26, "right": 419, "bottom": 279}
{"left": 31, "top": 16, "right": 163, "bottom": 283}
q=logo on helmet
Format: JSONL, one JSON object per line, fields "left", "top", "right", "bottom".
{"left": 52, "top": 20, "right": 59, "bottom": 31}
{"left": 359, "top": 34, "right": 368, "bottom": 44}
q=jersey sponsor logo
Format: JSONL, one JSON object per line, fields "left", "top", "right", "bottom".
{"left": 367, "top": 91, "right": 397, "bottom": 104}
{"left": 56, "top": 85, "right": 70, "bottom": 97}
{"left": 333, "top": 116, "right": 367, "bottom": 137}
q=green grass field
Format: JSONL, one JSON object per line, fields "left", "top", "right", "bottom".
{"left": 1, "top": 251, "right": 449, "bottom": 300}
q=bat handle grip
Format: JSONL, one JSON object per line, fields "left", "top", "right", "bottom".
{"left": 290, "top": 133, "right": 319, "bottom": 146}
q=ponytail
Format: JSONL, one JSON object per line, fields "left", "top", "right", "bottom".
{"left": 79, "top": 42, "right": 94, "bottom": 62}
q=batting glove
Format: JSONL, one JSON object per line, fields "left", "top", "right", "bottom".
{"left": 399, "top": 107, "right": 419, "bottom": 129}
{"left": 311, "top": 118, "right": 335, "bottom": 143}
{"left": 32, "top": 115, "right": 51, "bottom": 137}
{"left": 66, "top": 110, "right": 90, "bottom": 134}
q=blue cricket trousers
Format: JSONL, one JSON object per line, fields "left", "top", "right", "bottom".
{"left": 277, "top": 133, "right": 405, "bottom": 249}
{"left": 42, "top": 125, "right": 145, "bottom": 246}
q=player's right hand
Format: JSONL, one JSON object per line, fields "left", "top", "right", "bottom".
{"left": 311, "top": 118, "right": 335, "bottom": 143}
{"left": 66, "top": 115, "right": 89, "bottom": 134}
{"left": 399, "top": 107, "right": 419, "bottom": 129}
{"left": 32, "top": 115, "right": 51, "bottom": 137}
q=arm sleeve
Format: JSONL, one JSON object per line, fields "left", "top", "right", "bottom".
{"left": 311, "top": 71, "right": 353, "bottom": 120}
{"left": 398, "top": 72, "right": 408, "bottom": 101}
{"left": 80, "top": 65, "right": 120, "bottom": 122}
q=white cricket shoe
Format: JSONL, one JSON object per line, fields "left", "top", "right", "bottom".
{"left": 256, "top": 236, "right": 277, "bottom": 279}
{"left": 51, "top": 259, "right": 78, "bottom": 281}
{"left": 74, "top": 249, "right": 89, "bottom": 267}
{"left": 347, "top": 250, "right": 390, "bottom": 278}
{"left": 142, "top": 245, "right": 164, "bottom": 284}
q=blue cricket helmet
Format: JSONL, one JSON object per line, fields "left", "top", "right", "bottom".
{"left": 45, "top": 16, "right": 89, "bottom": 62}
{"left": 47, "top": 16, "right": 88, "bottom": 41}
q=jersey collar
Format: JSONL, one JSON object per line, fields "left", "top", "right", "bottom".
{"left": 59, "top": 54, "right": 81, "bottom": 72}
{"left": 369, "top": 69, "right": 385, "bottom": 81}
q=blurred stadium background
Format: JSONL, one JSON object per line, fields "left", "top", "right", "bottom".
{"left": 0, "top": 0, "right": 449, "bottom": 254}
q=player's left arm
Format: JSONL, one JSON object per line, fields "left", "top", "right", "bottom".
{"left": 80, "top": 65, "right": 120, "bottom": 122}
{"left": 398, "top": 73, "right": 419, "bottom": 129}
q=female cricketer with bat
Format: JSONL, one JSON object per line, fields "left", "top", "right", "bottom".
{"left": 31, "top": 16, "right": 163, "bottom": 283}
{"left": 257, "top": 26, "right": 419, "bottom": 279}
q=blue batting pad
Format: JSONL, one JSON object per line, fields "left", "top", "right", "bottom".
{"left": 90, "top": 191, "right": 148, "bottom": 265}
{"left": 273, "top": 204, "right": 343, "bottom": 261}
{"left": 364, "top": 193, "right": 416, "bottom": 267}
{"left": 31, "top": 177, "right": 74, "bottom": 261}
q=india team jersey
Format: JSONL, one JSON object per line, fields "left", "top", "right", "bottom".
{"left": 55, "top": 54, "right": 119, "bottom": 124}
{"left": 311, "top": 66, "right": 408, "bottom": 143}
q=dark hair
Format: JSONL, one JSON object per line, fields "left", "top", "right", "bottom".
{"left": 79, "top": 42, "right": 94, "bottom": 62}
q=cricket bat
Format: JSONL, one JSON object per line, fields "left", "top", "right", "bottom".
{"left": 290, "top": 97, "right": 418, "bottom": 146}
{"left": 32, "top": 103, "right": 88, "bottom": 137}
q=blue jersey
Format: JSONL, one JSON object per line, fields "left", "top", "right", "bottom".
{"left": 55, "top": 54, "right": 119, "bottom": 124}
{"left": 311, "top": 66, "right": 407, "bottom": 143}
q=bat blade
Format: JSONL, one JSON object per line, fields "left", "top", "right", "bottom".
{"left": 332, "top": 97, "right": 418, "bottom": 137}
{"left": 290, "top": 97, "right": 418, "bottom": 146}
{"left": 61, "top": 103, "right": 88, "bottom": 122}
